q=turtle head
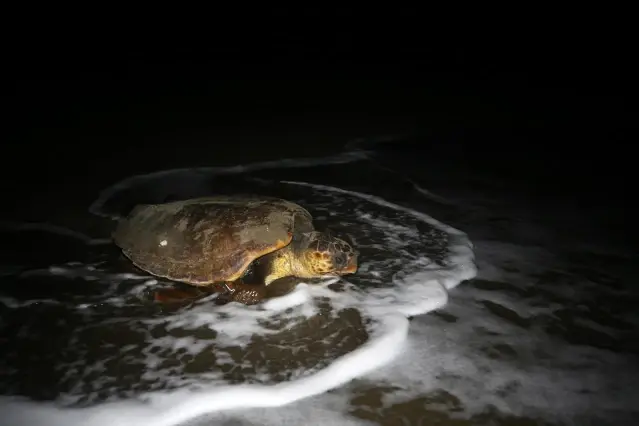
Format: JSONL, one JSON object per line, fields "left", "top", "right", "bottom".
{"left": 296, "top": 231, "right": 358, "bottom": 278}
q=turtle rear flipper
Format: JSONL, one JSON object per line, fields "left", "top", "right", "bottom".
{"left": 152, "top": 281, "right": 266, "bottom": 306}
{"left": 153, "top": 287, "right": 202, "bottom": 304}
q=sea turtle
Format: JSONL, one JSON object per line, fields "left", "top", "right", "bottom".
{"left": 112, "top": 195, "right": 358, "bottom": 305}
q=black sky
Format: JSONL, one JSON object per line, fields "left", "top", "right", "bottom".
{"left": 5, "top": 22, "right": 637, "bottom": 212}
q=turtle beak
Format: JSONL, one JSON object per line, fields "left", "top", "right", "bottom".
{"left": 340, "top": 255, "right": 358, "bottom": 274}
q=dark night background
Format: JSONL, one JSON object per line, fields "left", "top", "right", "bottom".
{"left": 3, "top": 21, "right": 637, "bottom": 235}
{"left": 2, "top": 15, "right": 639, "bottom": 426}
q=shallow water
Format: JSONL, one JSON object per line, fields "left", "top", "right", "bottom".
{"left": 1, "top": 137, "right": 637, "bottom": 425}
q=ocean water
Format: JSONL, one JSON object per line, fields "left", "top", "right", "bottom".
{"left": 0, "top": 136, "right": 637, "bottom": 426}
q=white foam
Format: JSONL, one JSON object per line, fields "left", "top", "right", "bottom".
{"left": 356, "top": 237, "right": 639, "bottom": 425}
{"left": 0, "top": 173, "right": 476, "bottom": 425}
{"left": 5, "top": 147, "right": 635, "bottom": 424}
{"left": 261, "top": 281, "right": 316, "bottom": 311}
{"left": 0, "top": 314, "right": 409, "bottom": 426}
{"left": 282, "top": 181, "right": 472, "bottom": 239}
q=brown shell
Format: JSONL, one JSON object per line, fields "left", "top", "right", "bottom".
{"left": 112, "top": 196, "right": 314, "bottom": 285}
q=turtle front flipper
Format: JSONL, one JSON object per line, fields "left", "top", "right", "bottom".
{"left": 152, "top": 282, "right": 266, "bottom": 306}
{"left": 215, "top": 282, "right": 267, "bottom": 306}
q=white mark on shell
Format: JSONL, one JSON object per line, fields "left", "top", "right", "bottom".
{"left": 159, "top": 239, "right": 168, "bottom": 247}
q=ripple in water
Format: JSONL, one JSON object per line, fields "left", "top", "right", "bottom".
{"left": 0, "top": 158, "right": 476, "bottom": 426}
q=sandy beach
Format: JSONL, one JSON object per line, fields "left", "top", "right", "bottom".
{"left": 2, "top": 67, "right": 637, "bottom": 425}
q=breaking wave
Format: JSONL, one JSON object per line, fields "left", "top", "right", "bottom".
{"left": 0, "top": 149, "right": 475, "bottom": 426}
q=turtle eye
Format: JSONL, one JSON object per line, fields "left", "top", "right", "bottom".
{"left": 333, "top": 252, "right": 347, "bottom": 268}
{"left": 315, "top": 240, "right": 330, "bottom": 252}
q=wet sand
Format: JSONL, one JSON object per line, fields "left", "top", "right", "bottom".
{"left": 4, "top": 74, "right": 637, "bottom": 425}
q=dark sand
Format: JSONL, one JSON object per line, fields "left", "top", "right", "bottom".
{"left": 3, "top": 70, "right": 636, "bottom": 425}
